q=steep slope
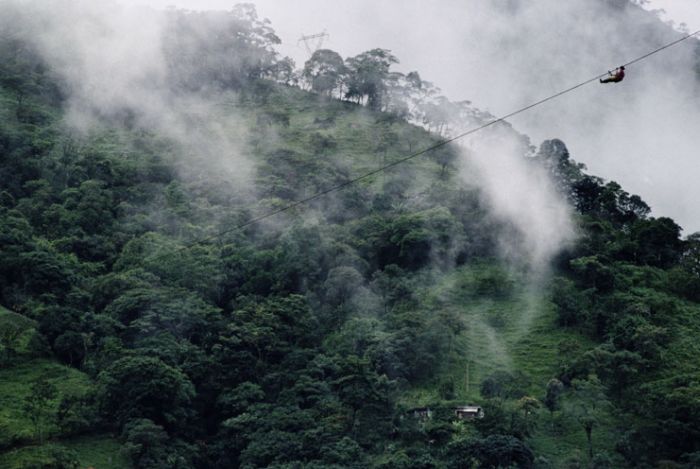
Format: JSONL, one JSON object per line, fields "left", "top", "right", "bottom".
{"left": 1, "top": 2, "right": 700, "bottom": 468}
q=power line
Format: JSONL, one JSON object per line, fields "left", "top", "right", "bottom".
{"left": 147, "top": 29, "right": 700, "bottom": 261}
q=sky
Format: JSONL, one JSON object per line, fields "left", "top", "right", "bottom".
{"left": 71, "top": 0, "right": 700, "bottom": 234}
{"left": 114, "top": 0, "right": 700, "bottom": 83}
{"left": 648, "top": 0, "right": 700, "bottom": 31}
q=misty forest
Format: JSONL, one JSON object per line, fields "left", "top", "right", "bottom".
{"left": 1, "top": 0, "right": 700, "bottom": 468}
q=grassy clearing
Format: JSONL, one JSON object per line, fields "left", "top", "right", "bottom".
{"left": 0, "top": 444, "right": 76, "bottom": 469}
{"left": 402, "top": 263, "right": 624, "bottom": 466}
{"left": 253, "top": 87, "right": 448, "bottom": 192}
{"left": 63, "top": 435, "right": 130, "bottom": 469}
{"left": 0, "top": 359, "right": 93, "bottom": 448}
{"left": 656, "top": 300, "right": 700, "bottom": 378}
{"left": 0, "top": 436, "right": 129, "bottom": 469}
{"left": 0, "top": 307, "right": 126, "bottom": 467}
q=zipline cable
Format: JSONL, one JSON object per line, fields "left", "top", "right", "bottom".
{"left": 152, "top": 29, "right": 700, "bottom": 259}
{"left": 622, "top": 29, "right": 700, "bottom": 68}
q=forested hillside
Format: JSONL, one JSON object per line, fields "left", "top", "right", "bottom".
{"left": 1, "top": 1, "right": 700, "bottom": 468}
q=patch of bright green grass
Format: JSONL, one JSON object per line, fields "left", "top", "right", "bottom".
{"left": 0, "top": 359, "right": 93, "bottom": 447}
{"left": 0, "top": 443, "right": 76, "bottom": 469}
{"left": 63, "top": 435, "right": 131, "bottom": 469}
{"left": 402, "top": 263, "right": 624, "bottom": 466}
{"left": 0, "top": 436, "right": 130, "bottom": 469}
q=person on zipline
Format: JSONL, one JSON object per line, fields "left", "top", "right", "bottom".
{"left": 600, "top": 66, "right": 625, "bottom": 83}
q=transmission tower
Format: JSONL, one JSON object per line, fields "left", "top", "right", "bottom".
{"left": 298, "top": 30, "right": 329, "bottom": 56}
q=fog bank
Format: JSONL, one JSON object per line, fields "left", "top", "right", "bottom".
{"left": 117, "top": 0, "right": 700, "bottom": 233}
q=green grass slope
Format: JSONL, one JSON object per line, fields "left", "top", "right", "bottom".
{"left": 0, "top": 306, "right": 128, "bottom": 467}
{"left": 400, "top": 263, "right": 625, "bottom": 467}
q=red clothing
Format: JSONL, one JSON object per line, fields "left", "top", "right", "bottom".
{"left": 600, "top": 68, "right": 625, "bottom": 84}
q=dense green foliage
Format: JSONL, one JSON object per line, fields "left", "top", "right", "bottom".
{"left": 2, "top": 2, "right": 700, "bottom": 468}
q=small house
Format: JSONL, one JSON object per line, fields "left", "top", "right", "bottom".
{"left": 454, "top": 405, "right": 484, "bottom": 420}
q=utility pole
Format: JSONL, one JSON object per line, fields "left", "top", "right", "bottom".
{"left": 298, "top": 30, "right": 329, "bottom": 57}
{"left": 465, "top": 359, "right": 471, "bottom": 395}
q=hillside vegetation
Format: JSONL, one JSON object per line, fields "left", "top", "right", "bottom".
{"left": 1, "top": 2, "right": 700, "bottom": 468}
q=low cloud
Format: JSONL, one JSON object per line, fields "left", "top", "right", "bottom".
{"left": 3, "top": 0, "right": 254, "bottom": 187}
{"left": 457, "top": 127, "right": 576, "bottom": 271}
